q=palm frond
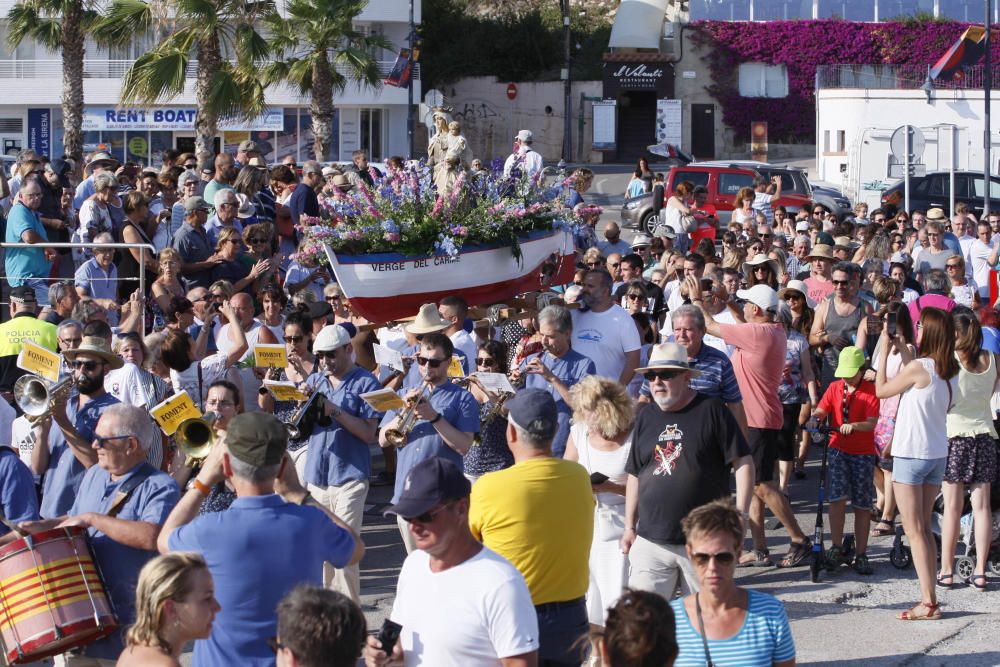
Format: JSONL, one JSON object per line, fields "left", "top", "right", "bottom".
{"left": 120, "top": 48, "right": 190, "bottom": 104}
{"left": 92, "top": 0, "right": 153, "bottom": 48}
{"left": 205, "top": 64, "right": 266, "bottom": 124}
{"left": 233, "top": 23, "right": 270, "bottom": 62}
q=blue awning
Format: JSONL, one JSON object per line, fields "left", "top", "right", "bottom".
{"left": 608, "top": 0, "right": 669, "bottom": 50}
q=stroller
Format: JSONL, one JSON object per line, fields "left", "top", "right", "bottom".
{"left": 890, "top": 485, "right": 1000, "bottom": 574}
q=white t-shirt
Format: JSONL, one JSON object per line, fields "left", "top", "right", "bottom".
{"left": 105, "top": 363, "right": 151, "bottom": 408}
{"left": 571, "top": 305, "right": 641, "bottom": 381}
{"left": 169, "top": 352, "right": 230, "bottom": 411}
{"left": 968, "top": 238, "right": 996, "bottom": 297}
{"left": 391, "top": 547, "right": 539, "bottom": 666}
{"left": 10, "top": 415, "right": 39, "bottom": 482}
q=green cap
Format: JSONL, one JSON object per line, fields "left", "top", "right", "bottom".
{"left": 225, "top": 413, "right": 287, "bottom": 467}
{"left": 834, "top": 346, "right": 866, "bottom": 379}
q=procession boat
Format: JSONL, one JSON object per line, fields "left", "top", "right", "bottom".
{"left": 323, "top": 228, "right": 574, "bottom": 323}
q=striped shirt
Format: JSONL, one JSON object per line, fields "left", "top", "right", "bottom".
{"left": 640, "top": 343, "right": 742, "bottom": 403}
{"left": 671, "top": 590, "right": 795, "bottom": 667}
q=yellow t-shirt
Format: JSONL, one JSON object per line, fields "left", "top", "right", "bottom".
{"left": 469, "top": 457, "right": 595, "bottom": 605}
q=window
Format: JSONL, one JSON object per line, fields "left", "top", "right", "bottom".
{"left": 689, "top": 0, "right": 750, "bottom": 20}
{"left": 753, "top": 0, "right": 812, "bottom": 20}
{"left": 718, "top": 172, "right": 754, "bottom": 195}
{"left": 969, "top": 177, "right": 1000, "bottom": 200}
{"left": 360, "top": 109, "right": 383, "bottom": 161}
{"left": 738, "top": 63, "right": 788, "bottom": 98}
{"left": 927, "top": 175, "right": 949, "bottom": 198}
{"left": 672, "top": 170, "right": 711, "bottom": 189}
{"left": 818, "top": 0, "right": 874, "bottom": 20}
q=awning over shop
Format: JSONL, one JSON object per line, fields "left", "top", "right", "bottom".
{"left": 608, "top": 0, "right": 669, "bottom": 50}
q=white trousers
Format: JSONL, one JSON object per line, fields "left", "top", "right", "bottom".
{"left": 627, "top": 535, "right": 699, "bottom": 600}
{"left": 308, "top": 479, "right": 369, "bottom": 602}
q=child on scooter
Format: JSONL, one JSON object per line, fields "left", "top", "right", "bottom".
{"left": 811, "top": 346, "right": 881, "bottom": 575}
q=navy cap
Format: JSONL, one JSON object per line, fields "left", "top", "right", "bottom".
{"left": 9, "top": 285, "right": 37, "bottom": 303}
{"left": 815, "top": 231, "right": 835, "bottom": 247}
{"left": 505, "top": 388, "right": 558, "bottom": 441}
{"left": 384, "top": 458, "right": 470, "bottom": 519}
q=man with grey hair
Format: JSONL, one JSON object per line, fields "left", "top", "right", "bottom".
{"left": 907, "top": 267, "right": 957, "bottom": 324}
{"left": 161, "top": 412, "right": 361, "bottom": 666}
{"left": 571, "top": 269, "right": 641, "bottom": 384}
{"left": 289, "top": 160, "right": 321, "bottom": 228}
{"left": 513, "top": 304, "right": 595, "bottom": 457}
{"left": 205, "top": 188, "right": 242, "bottom": 245}
{"left": 8, "top": 404, "right": 179, "bottom": 665}
{"left": 74, "top": 231, "right": 120, "bottom": 325}
{"left": 43, "top": 280, "right": 80, "bottom": 325}
{"left": 470, "top": 388, "right": 593, "bottom": 665}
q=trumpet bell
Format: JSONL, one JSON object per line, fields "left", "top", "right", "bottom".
{"left": 176, "top": 413, "right": 217, "bottom": 463}
{"left": 14, "top": 375, "right": 75, "bottom": 418}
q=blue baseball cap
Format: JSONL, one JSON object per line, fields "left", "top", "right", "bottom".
{"left": 505, "top": 388, "right": 558, "bottom": 441}
{"left": 384, "top": 458, "right": 471, "bottom": 519}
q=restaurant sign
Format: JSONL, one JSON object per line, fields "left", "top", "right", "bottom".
{"left": 603, "top": 61, "right": 672, "bottom": 96}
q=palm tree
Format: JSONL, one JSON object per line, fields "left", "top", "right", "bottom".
{"left": 263, "top": 0, "right": 391, "bottom": 161}
{"left": 6, "top": 0, "right": 99, "bottom": 160}
{"left": 95, "top": 0, "right": 273, "bottom": 156}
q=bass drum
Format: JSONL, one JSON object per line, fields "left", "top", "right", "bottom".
{"left": 0, "top": 527, "right": 118, "bottom": 664}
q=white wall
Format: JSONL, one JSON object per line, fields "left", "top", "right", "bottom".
{"left": 817, "top": 88, "right": 1000, "bottom": 207}
{"left": 438, "top": 77, "right": 603, "bottom": 163}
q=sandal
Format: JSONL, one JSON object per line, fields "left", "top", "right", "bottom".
{"left": 776, "top": 538, "right": 812, "bottom": 568}
{"left": 853, "top": 554, "right": 874, "bottom": 575}
{"left": 824, "top": 545, "right": 845, "bottom": 571}
{"left": 936, "top": 573, "right": 954, "bottom": 589}
{"left": 966, "top": 574, "right": 987, "bottom": 592}
{"left": 737, "top": 548, "right": 771, "bottom": 567}
{"left": 871, "top": 519, "right": 894, "bottom": 537}
{"left": 897, "top": 602, "right": 941, "bottom": 621}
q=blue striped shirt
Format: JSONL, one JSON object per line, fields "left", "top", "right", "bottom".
{"left": 640, "top": 343, "right": 742, "bottom": 403}
{"left": 671, "top": 590, "right": 795, "bottom": 667}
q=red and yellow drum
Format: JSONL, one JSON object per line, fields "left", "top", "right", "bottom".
{"left": 0, "top": 527, "right": 117, "bottom": 665}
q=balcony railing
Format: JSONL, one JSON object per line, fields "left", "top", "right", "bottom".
{"left": 0, "top": 59, "right": 419, "bottom": 80}
{"left": 817, "top": 64, "right": 1000, "bottom": 91}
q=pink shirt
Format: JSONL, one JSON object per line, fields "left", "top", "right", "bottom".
{"left": 718, "top": 322, "right": 787, "bottom": 429}
{"left": 804, "top": 276, "right": 834, "bottom": 306}
{"left": 907, "top": 293, "right": 956, "bottom": 326}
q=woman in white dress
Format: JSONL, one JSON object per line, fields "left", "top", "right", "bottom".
{"left": 564, "top": 376, "right": 634, "bottom": 662}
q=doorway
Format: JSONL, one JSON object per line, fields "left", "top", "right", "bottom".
{"left": 691, "top": 104, "right": 715, "bottom": 160}
{"left": 175, "top": 135, "right": 221, "bottom": 156}
{"left": 615, "top": 91, "right": 656, "bottom": 162}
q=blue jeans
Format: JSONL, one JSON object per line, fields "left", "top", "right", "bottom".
{"left": 536, "top": 597, "right": 588, "bottom": 666}
{"left": 18, "top": 278, "right": 50, "bottom": 306}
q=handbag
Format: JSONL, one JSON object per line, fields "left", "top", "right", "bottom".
{"left": 679, "top": 213, "right": 698, "bottom": 233}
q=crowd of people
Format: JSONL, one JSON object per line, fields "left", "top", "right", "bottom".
{"left": 0, "top": 137, "right": 996, "bottom": 667}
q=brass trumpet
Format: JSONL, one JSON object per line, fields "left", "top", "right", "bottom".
{"left": 385, "top": 381, "right": 432, "bottom": 448}
{"left": 175, "top": 413, "right": 218, "bottom": 466}
{"left": 14, "top": 374, "right": 76, "bottom": 423}
{"left": 286, "top": 390, "right": 322, "bottom": 440}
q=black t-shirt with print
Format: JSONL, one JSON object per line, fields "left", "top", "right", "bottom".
{"left": 626, "top": 393, "right": 749, "bottom": 544}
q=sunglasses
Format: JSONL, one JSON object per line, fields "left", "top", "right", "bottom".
{"left": 248, "top": 237, "right": 267, "bottom": 244}
{"left": 476, "top": 357, "right": 496, "bottom": 367}
{"left": 644, "top": 369, "right": 684, "bottom": 382}
{"left": 417, "top": 356, "right": 447, "bottom": 368}
{"left": 831, "top": 280, "right": 850, "bottom": 286}
{"left": 608, "top": 262, "right": 620, "bottom": 268}
{"left": 59, "top": 337, "right": 83, "bottom": 346}
{"left": 626, "top": 294, "right": 644, "bottom": 301}
{"left": 404, "top": 503, "right": 452, "bottom": 524}
{"left": 316, "top": 350, "right": 339, "bottom": 360}
{"left": 93, "top": 434, "right": 130, "bottom": 449}
{"left": 759, "top": 233, "right": 772, "bottom": 239}
{"left": 946, "top": 263, "right": 962, "bottom": 269}
{"left": 573, "top": 281, "right": 583, "bottom": 286}
{"left": 70, "top": 360, "right": 101, "bottom": 371}
{"left": 266, "top": 637, "right": 286, "bottom": 654}
{"left": 284, "top": 335, "right": 304, "bottom": 343}
{"left": 691, "top": 551, "right": 736, "bottom": 567}
{"left": 585, "top": 262, "right": 601, "bottom": 267}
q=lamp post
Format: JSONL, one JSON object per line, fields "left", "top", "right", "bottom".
{"left": 408, "top": 0, "right": 416, "bottom": 159}
{"left": 985, "top": 0, "right": 992, "bottom": 216}
{"left": 561, "top": 0, "right": 572, "bottom": 162}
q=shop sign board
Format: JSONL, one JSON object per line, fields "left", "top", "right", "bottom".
{"left": 82, "top": 107, "right": 284, "bottom": 131}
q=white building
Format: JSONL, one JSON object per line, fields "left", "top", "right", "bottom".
{"left": 816, "top": 64, "right": 1000, "bottom": 208}
{"left": 0, "top": 0, "right": 421, "bottom": 163}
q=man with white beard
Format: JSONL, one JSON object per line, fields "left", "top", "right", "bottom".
{"left": 620, "top": 343, "right": 755, "bottom": 600}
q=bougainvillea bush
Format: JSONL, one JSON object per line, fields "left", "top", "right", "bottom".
{"left": 690, "top": 19, "right": 999, "bottom": 143}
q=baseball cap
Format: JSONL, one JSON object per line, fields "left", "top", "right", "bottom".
{"left": 225, "top": 413, "right": 287, "bottom": 467}
{"left": 834, "top": 346, "right": 866, "bottom": 379}
{"left": 307, "top": 301, "right": 333, "bottom": 321}
{"left": 313, "top": 323, "right": 351, "bottom": 353}
{"left": 505, "top": 388, "right": 558, "bottom": 441}
{"left": 516, "top": 130, "right": 533, "bottom": 142}
{"left": 384, "top": 457, "right": 471, "bottom": 519}
{"left": 736, "top": 284, "right": 779, "bottom": 312}
{"left": 184, "top": 196, "right": 210, "bottom": 213}
{"left": 238, "top": 139, "right": 259, "bottom": 153}
{"left": 9, "top": 285, "right": 37, "bottom": 303}
{"left": 815, "top": 231, "right": 835, "bottom": 246}
{"left": 795, "top": 220, "right": 810, "bottom": 232}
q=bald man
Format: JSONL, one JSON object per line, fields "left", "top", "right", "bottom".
{"left": 216, "top": 293, "right": 278, "bottom": 411}
{"left": 598, "top": 222, "right": 632, "bottom": 258}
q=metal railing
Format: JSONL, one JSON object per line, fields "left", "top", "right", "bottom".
{"left": 817, "top": 64, "right": 1000, "bottom": 91}
{"left": 1, "top": 241, "right": 155, "bottom": 333}
{"left": 0, "top": 59, "right": 419, "bottom": 80}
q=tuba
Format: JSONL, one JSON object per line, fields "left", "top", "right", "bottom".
{"left": 175, "top": 413, "right": 218, "bottom": 466}
{"left": 384, "top": 381, "right": 432, "bottom": 448}
{"left": 14, "top": 374, "right": 76, "bottom": 423}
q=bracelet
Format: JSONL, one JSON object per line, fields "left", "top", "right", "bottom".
{"left": 191, "top": 479, "right": 211, "bottom": 497}
{"left": 429, "top": 413, "right": 442, "bottom": 425}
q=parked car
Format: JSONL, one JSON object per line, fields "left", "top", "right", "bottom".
{"left": 620, "top": 163, "right": 812, "bottom": 234}
{"left": 880, "top": 170, "right": 1000, "bottom": 219}
{"left": 810, "top": 183, "right": 854, "bottom": 221}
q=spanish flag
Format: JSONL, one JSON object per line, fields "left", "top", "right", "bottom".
{"left": 931, "top": 26, "right": 990, "bottom": 82}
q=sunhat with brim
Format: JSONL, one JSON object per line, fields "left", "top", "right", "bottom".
{"left": 833, "top": 236, "right": 858, "bottom": 250}
{"left": 331, "top": 174, "right": 354, "bottom": 191}
{"left": 634, "top": 342, "right": 702, "bottom": 377}
{"left": 742, "top": 254, "right": 781, "bottom": 279}
{"left": 778, "top": 280, "right": 815, "bottom": 308}
{"left": 63, "top": 336, "right": 124, "bottom": 370}
{"left": 926, "top": 207, "right": 948, "bottom": 222}
{"left": 84, "top": 151, "right": 120, "bottom": 177}
{"left": 405, "top": 303, "right": 450, "bottom": 335}
{"left": 834, "top": 346, "right": 866, "bottom": 379}
{"left": 806, "top": 244, "right": 835, "bottom": 261}
{"left": 235, "top": 193, "right": 256, "bottom": 219}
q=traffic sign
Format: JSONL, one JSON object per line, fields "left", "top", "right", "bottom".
{"left": 888, "top": 163, "right": 927, "bottom": 179}
{"left": 890, "top": 125, "right": 926, "bottom": 159}
{"left": 506, "top": 83, "right": 518, "bottom": 101}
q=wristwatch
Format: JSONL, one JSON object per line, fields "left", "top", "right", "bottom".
{"left": 330, "top": 404, "right": 342, "bottom": 418}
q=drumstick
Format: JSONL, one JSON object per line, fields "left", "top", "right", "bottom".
{"left": 0, "top": 509, "right": 24, "bottom": 536}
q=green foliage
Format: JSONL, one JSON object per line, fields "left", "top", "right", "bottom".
{"left": 422, "top": 0, "right": 611, "bottom": 88}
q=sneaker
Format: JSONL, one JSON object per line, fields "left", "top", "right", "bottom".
{"left": 825, "top": 545, "right": 845, "bottom": 571}
{"left": 853, "top": 553, "right": 874, "bottom": 575}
